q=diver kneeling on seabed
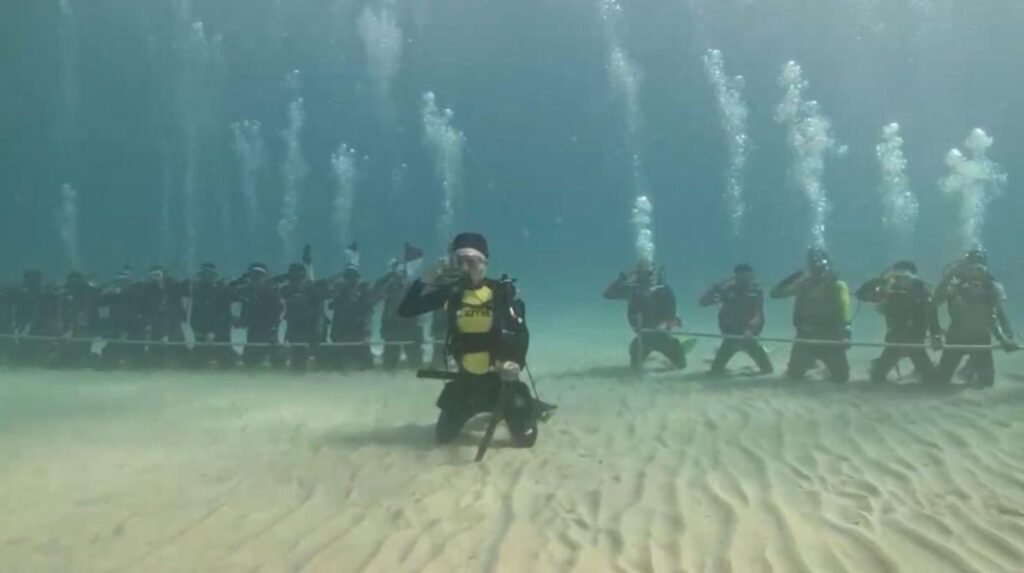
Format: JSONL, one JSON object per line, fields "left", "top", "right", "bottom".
{"left": 771, "top": 247, "right": 853, "bottom": 383}
{"left": 932, "top": 248, "right": 1019, "bottom": 388}
{"left": 398, "top": 232, "right": 555, "bottom": 458}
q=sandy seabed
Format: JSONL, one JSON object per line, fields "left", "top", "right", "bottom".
{"left": 2, "top": 333, "right": 1024, "bottom": 573}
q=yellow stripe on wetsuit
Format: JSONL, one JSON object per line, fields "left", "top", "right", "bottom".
{"left": 836, "top": 281, "right": 852, "bottom": 323}
{"left": 456, "top": 285, "right": 494, "bottom": 375}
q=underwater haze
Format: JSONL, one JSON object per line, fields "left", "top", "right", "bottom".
{"left": 2, "top": 0, "right": 1024, "bottom": 304}
{"left": 2, "top": 0, "right": 1022, "bottom": 305}
{"left": 6, "top": 2, "right": 1024, "bottom": 572}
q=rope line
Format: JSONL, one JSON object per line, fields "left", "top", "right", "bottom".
{"left": 0, "top": 333, "right": 433, "bottom": 349}
{"left": 637, "top": 329, "right": 1003, "bottom": 351}
{"left": 0, "top": 330, "right": 1005, "bottom": 352}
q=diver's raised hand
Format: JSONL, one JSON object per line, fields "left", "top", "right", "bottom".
{"left": 424, "top": 260, "right": 459, "bottom": 287}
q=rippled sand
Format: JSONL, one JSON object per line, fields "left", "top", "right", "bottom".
{"left": 1, "top": 340, "right": 1023, "bottom": 572}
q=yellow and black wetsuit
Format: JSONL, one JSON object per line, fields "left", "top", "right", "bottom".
{"left": 452, "top": 284, "right": 497, "bottom": 374}
{"left": 398, "top": 277, "right": 535, "bottom": 446}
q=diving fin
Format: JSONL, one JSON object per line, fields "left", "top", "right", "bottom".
{"left": 534, "top": 398, "right": 557, "bottom": 423}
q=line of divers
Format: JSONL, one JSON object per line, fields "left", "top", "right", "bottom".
{"left": 0, "top": 233, "right": 1017, "bottom": 447}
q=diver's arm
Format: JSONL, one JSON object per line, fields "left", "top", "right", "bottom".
{"left": 749, "top": 291, "right": 766, "bottom": 333}
{"left": 603, "top": 274, "right": 631, "bottom": 300}
{"left": 994, "top": 307, "right": 1015, "bottom": 344}
{"left": 993, "top": 283, "right": 1015, "bottom": 340}
{"left": 271, "top": 291, "right": 285, "bottom": 318}
{"left": 370, "top": 274, "right": 392, "bottom": 301}
{"left": 931, "top": 272, "right": 956, "bottom": 309}
{"left": 855, "top": 277, "right": 885, "bottom": 303}
{"left": 837, "top": 281, "right": 853, "bottom": 338}
{"left": 663, "top": 286, "right": 679, "bottom": 325}
{"left": 238, "top": 297, "right": 254, "bottom": 327}
{"left": 699, "top": 283, "right": 723, "bottom": 307}
{"left": 312, "top": 291, "right": 325, "bottom": 335}
{"left": 924, "top": 285, "right": 943, "bottom": 340}
{"left": 770, "top": 271, "right": 804, "bottom": 299}
{"left": 397, "top": 280, "right": 451, "bottom": 318}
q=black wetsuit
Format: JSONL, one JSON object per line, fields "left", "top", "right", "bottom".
{"left": 604, "top": 276, "right": 686, "bottom": 371}
{"left": 327, "top": 280, "right": 377, "bottom": 370}
{"left": 856, "top": 275, "right": 940, "bottom": 382}
{"left": 237, "top": 281, "right": 283, "bottom": 367}
{"left": 280, "top": 279, "right": 324, "bottom": 370}
{"left": 58, "top": 281, "right": 100, "bottom": 367}
{"left": 136, "top": 279, "right": 189, "bottom": 366}
{"left": 99, "top": 283, "right": 144, "bottom": 367}
{"left": 190, "top": 279, "right": 235, "bottom": 367}
{"left": 398, "top": 277, "right": 537, "bottom": 447}
{"left": 700, "top": 280, "right": 772, "bottom": 374}
{"left": 771, "top": 271, "right": 852, "bottom": 382}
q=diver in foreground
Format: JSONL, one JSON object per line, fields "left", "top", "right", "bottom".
{"left": 855, "top": 260, "right": 941, "bottom": 383}
{"left": 398, "top": 232, "right": 540, "bottom": 448}
{"left": 932, "top": 249, "right": 1018, "bottom": 388}
{"left": 700, "top": 264, "right": 773, "bottom": 376}
{"left": 771, "top": 247, "right": 853, "bottom": 382}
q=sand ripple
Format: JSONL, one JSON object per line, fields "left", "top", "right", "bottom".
{"left": 1, "top": 362, "right": 1023, "bottom": 572}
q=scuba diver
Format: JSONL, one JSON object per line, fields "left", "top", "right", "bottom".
{"left": 189, "top": 263, "right": 235, "bottom": 368}
{"left": 57, "top": 271, "right": 100, "bottom": 367}
{"left": 770, "top": 247, "right": 853, "bottom": 383}
{"left": 136, "top": 266, "right": 189, "bottom": 367}
{"left": 855, "top": 260, "right": 941, "bottom": 383}
{"left": 603, "top": 261, "right": 688, "bottom": 373}
{"left": 98, "top": 267, "right": 143, "bottom": 368}
{"left": 699, "top": 264, "right": 773, "bottom": 376}
{"left": 12, "top": 270, "right": 63, "bottom": 365}
{"left": 232, "top": 263, "right": 283, "bottom": 367}
{"left": 277, "top": 262, "right": 324, "bottom": 370}
{"left": 398, "top": 232, "right": 540, "bottom": 447}
{"left": 326, "top": 263, "right": 377, "bottom": 370}
{"left": 932, "top": 249, "right": 1018, "bottom": 388}
{"left": 374, "top": 244, "right": 426, "bottom": 371}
